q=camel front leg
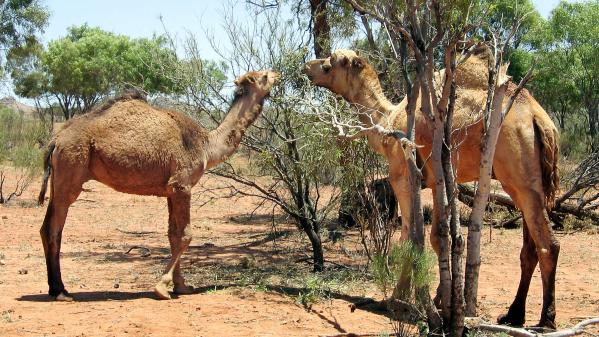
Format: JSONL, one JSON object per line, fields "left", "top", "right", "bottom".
{"left": 388, "top": 163, "right": 412, "bottom": 242}
{"left": 168, "top": 197, "right": 195, "bottom": 295}
{"left": 388, "top": 166, "right": 414, "bottom": 299}
{"left": 429, "top": 186, "right": 443, "bottom": 307}
{"left": 155, "top": 193, "right": 194, "bottom": 300}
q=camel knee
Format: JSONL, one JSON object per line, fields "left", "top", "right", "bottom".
{"left": 399, "top": 222, "right": 410, "bottom": 241}
{"left": 537, "top": 240, "right": 560, "bottom": 267}
{"left": 160, "top": 273, "right": 173, "bottom": 285}
{"left": 40, "top": 225, "right": 49, "bottom": 242}
{"left": 519, "top": 251, "right": 537, "bottom": 272}
{"left": 182, "top": 226, "right": 193, "bottom": 243}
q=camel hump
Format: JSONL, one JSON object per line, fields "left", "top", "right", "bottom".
{"left": 93, "top": 88, "right": 148, "bottom": 115}
{"left": 533, "top": 113, "right": 560, "bottom": 209}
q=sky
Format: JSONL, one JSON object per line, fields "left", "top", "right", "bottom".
{"left": 40, "top": 0, "right": 244, "bottom": 61}
{"left": 40, "top": 0, "right": 565, "bottom": 59}
{"left": 1, "top": 0, "right": 567, "bottom": 98}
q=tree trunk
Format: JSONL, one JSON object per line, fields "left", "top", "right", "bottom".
{"left": 465, "top": 63, "right": 510, "bottom": 316}
{"left": 588, "top": 103, "right": 598, "bottom": 144}
{"left": 309, "top": 0, "right": 331, "bottom": 58}
{"left": 302, "top": 218, "right": 324, "bottom": 272}
{"left": 432, "top": 118, "right": 452, "bottom": 326}
{"left": 443, "top": 60, "right": 465, "bottom": 337}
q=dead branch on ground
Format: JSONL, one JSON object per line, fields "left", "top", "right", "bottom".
{"left": 470, "top": 317, "right": 599, "bottom": 337}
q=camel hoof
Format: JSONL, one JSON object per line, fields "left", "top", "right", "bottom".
{"left": 54, "top": 292, "right": 74, "bottom": 302}
{"left": 497, "top": 312, "right": 525, "bottom": 327}
{"left": 173, "top": 285, "right": 194, "bottom": 295}
{"left": 154, "top": 283, "right": 172, "bottom": 300}
{"left": 534, "top": 319, "right": 556, "bottom": 330}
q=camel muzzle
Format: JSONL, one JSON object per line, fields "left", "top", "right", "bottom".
{"left": 303, "top": 60, "right": 325, "bottom": 82}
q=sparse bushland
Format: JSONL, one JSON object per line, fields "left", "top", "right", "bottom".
{"left": 0, "top": 107, "right": 49, "bottom": 204}
{"left": 155, "top": 3, "right": 349, "bottom": 272}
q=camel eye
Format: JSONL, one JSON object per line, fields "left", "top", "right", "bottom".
{"left": 234, "top": 86, "right": 244, "bottom": 96}
{"left": 322, "top": 64, "right": 331, "bottom": 73}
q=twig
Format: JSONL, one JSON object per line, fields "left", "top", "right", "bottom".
{"left": 117, "top": 228, "right": 157, "bottom": 235}
{"left": 320, "top": 333, "right": 405, "bottom": 337}
{"left": 125, "top": 246, "right": 151, "bottom": 257}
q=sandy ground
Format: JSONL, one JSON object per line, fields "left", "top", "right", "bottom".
{"left": 0, "top": 172, "right": 597, "bottom": 337}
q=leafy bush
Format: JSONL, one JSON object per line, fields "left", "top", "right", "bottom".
{"left": 371, "top": 241, "right": 435, "bottom": 300}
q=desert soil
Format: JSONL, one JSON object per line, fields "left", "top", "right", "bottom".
{"left": 0, "top": 172, "right": 597, "bottom": 337}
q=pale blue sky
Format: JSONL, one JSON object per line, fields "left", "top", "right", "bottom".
{"left": 1, "top": 0, "right": 567, "bottom": 98}
{"left": 41, "top": 0, "right": 565, "bottom": 60}
{"left": 41, "top": 0, "right": 239, "bottom": 60}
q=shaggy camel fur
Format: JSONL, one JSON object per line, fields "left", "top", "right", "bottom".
{"left": 38, "top": 70, "right": 279, "bottom": 301}
{"left": 305, "top": 50, "right": 560, "bottom": 328}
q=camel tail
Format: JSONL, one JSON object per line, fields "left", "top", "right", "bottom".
{"left": 533, "top": 115, "right": 560, "bottom": 210}
{"left": 38, "top": 141, "right": 55, "bottom": 206}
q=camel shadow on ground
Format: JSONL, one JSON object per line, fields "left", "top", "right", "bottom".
{"left": 58, "top": 226, "right": 295, "bottom": 266}
{"left": 16, "top": 284, "right": 390, "bottom": 319}
{"left": 16, "top": 291, "right": 157, "bottom": 302}
{"left": 16, "top": 285, "right": 389, "bottom": 335}
{"left": 16, "top": 284, "right": 389, "bottom": 316}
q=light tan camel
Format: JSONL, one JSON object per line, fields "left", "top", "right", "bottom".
{"left": 37, "top": 70, "right": 279, "bottom": 301}
{"left": 305, "top": 49, "right": 560, "bottom": 328}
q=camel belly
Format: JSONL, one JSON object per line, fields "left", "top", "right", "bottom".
{"left": 417, "top": 121, "right": 484, "bottom": 187}
{"left": 88, "top": 151, "right": 172, "bottom": 197}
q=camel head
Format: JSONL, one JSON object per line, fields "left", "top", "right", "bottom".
{"left": 234, "top": 70, "right": 280, "bottom": 99}
{"left": 304, "top": 49, "right": 379, "bottom": 102}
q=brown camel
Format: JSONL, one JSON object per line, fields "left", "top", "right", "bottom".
{"left": 37, "top": 70, "right": 279, "bottom": 301}
{"left": 305, "top": 49, "right": 560, "bottom": 328}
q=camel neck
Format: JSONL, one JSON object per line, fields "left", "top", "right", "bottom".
{"left": 350, "top": 83, "right": 397, "bottom": 128}
{"left": 206, "top": 92, "right": 264, "bottom": 169}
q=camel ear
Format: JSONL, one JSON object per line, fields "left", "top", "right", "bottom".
{"left": 236, "top": 74, "right": 257, "bottom": 86}
{"left": 352, "top": 57, "right": 365, "bottom": 69}
{"left": 338, "top": 55, "right": 349, "bottom": 67}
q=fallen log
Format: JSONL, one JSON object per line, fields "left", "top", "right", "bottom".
{"left": 457, "top": 184, "right": 599, "bottom": 225}
{"left": 470, "top": 317, "right": 599, "bottom": 337}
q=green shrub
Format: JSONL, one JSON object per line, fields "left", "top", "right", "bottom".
{"left": 371, "top": 240, "right": 435, "bottom": 300}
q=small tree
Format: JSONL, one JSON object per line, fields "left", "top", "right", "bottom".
{"left": 9, "top": 25, "right": 181, "bottom": 120}
{"left": 0, "top": 0, "right": 49, "bottom": 76}
{"left": 535, "top": 1, "right": 599, "bottom": 149}
{"left": 162, "top": 3, "right": 346, "bottom": 272}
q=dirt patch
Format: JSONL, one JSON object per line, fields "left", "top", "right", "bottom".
{"left": 0, "top": 173, "right": 597, "bottom": 336}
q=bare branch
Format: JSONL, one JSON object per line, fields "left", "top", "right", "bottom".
{"left": 473, "top": 317, "right": 599, "bottom": 337}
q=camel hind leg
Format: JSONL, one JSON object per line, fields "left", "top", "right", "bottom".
{"left": 500, "top": 185, "right": 559, "bottom": 328}
{"left": 40, "top": 161, "right": 85, "bottom": 301}
{"left": 498, "top": 219, "right": 538, "bottom": 326}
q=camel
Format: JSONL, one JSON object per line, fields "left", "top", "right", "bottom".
{"left": 304, "top": 49, "right": 560, "bottom": 328}
{"left": 37, "top": 70, "right": 280, "bottom": 301}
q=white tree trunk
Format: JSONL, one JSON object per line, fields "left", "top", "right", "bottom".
{"left": 465, "top": 64, "right": 511, "bottom": 315}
